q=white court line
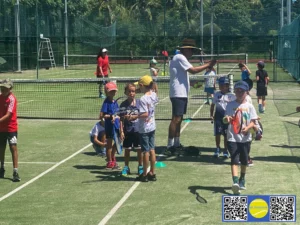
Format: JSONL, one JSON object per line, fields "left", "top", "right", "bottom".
{"left": 98, "top": 102, "right": 205, "bottom": 225}
{"left": 18, "top": 100, "right": 34, "bottom": 105}
{"left": 0, "top": 143, "right": 92, "bottom": 202}
{"left": 6, "top": 162, "right": 57, "bottom": 164}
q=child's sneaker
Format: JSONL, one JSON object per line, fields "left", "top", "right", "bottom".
{"left": 239, "top": 179, "right": 246, "bottom": 190}
{"left": 258, "top": 104, "right": 264, "bottom": 113}
{"left": 213, "top": 148, "right": 220, "bottom": 158}
{"left": 135, "top": 174, "right": 148, "bottom": 182}
{"left": 0, "top": 168, "right": 5, "bottom": 178}
{"left": 232, "top": 183, "right": 240, "bottom": 195}
{"left": 222, "top": 151, "right": 230, "bottom": 159}
{"left": 106, "top": 161, "right": 114, "bottom": 169}
{"left": 247, "top": 159, "right": 254, "bottom": 167}
{"left": 147, "top": 173, "right": 157, "bottom": 181}
{"left": 112, "top": 161, "right": 121, "bottom": 170}
{"left": 121, "top": 166, "right": 130, "bottom": 176}
{"left": 137, "top": 165, "right": 143, "bottom": 175}
{"left": 12, "top": 172, "right": 21, "bottom": 182}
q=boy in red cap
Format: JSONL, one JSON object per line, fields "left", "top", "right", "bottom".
{"left": 99, "top": 82, "right": 122, "bottom": 169}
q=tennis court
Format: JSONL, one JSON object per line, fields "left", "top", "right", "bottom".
{"left": 0, "top": 67, "right": 300, "bottom": 224}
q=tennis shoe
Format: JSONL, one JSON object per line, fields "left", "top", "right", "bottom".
{"left": 258, "top": 104, "right": 264, "bottom": 113}
{"left": 213, "top": 148, "right": 220, "bottom": 158}
{"left": 12, "top": 172, "right": 21, "bottom": 182}
{"left": 147, "top": 173, "right": 157, "bottom": 181}
{"left": 222, "top": 151, "right": 230, "bottom": 159}
{"left": 232, "top": 183, "right": 240, "bottom": 195}
{"left": 0, "top": 168, "right": 5, "bottom": 178}
{"left": 247, "top": 159, "right": 254, "bottom": 167}
{"left": 135, "top": 174, "right": 148, "bottom": 182}
{"left": 137, "top": 165, "right": 143, "bottom": 175}
{"left": 121, "top": 166, "right": 130, "bottom": 176}
{"left": 106, "top": 161, "right": 114, "bottom": 169}
{"left": 239, "top": 179, "right": 246, "bottom": 190}
{"left": 112, "top": 161, "right": 121, "bottom": 170}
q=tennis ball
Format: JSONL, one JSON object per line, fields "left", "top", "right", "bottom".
{"left": 249, "top": 198, "right": 268, "bottom": 219}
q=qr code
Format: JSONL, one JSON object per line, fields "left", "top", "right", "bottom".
{"left": 270, "top": 196, "right": 295, "bottom": 222}
{"left": 223, "top": 196, "right": 248, "bottom": 221}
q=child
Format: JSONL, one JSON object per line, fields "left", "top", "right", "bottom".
{"left": 256, "top": 61, "right": 269, "bottom": 113}
{"left": 120, "top": 83, "right": 143, "bottom": 176}
{"left": 0, "top": 79, "right": 21, "bottom": 182}
{"left": 99, "top": 82, "right": 122, "bottom": 169}
{"left": 204, "top": 66, "right": 216, "bottom": 105}
{"left": 149, "top": 59, "right": 159, "bottom": 93}
{"left": 135, "top": 75, "right": 159, "bottom": 182}
{"left": 223, "top": 81, "right": 258, "bottom": 194}
{"left": 210, "top": 77, "right": 236, "bottom": 158}
{"left": 89, "top": 121, "right": 106, "bottom": 157}
{"left": 238, "top": 63, "right": 253, "bottom": 91}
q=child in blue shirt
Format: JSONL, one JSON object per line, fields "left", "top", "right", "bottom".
{"left": 99, "top": 82, "right": 122, "bottom": 169}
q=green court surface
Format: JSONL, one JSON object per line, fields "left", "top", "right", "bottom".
{"left": 0, "top": 80, "right": 300, "bottom": 225}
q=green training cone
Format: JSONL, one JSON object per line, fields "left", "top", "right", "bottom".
{"left": 155, "top": 161, "right": 166, "bottom": 168}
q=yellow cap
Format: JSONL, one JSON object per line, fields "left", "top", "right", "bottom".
{"left": 136, "top": 75, "right": 153, "bottom": 86}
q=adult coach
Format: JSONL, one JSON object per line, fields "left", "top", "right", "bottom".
{"left": 166, "top": 39, "right": 216, "bottom": 153}
{"left": 0, "top": 79, "right": 20, "bottom": 182}
{"left": 96, "top": 48, "right": 112, "bottom": 98}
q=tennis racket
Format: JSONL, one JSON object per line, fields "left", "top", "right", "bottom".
{"left": 113, "top": 122, "right": 123, "bottom": 155}
{"left": 231, "top": 109, "right": 243, "bottom": 134}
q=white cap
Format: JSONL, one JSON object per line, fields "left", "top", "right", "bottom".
{"left": 102, "top": 48, "right": 108, "bottom": 53}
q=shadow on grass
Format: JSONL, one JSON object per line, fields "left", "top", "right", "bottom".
{"left": 270, "top": 144, "right": 300, "bottom": 149}
{"left": 252, "top": 155, "right": 300, "bottom": 164}
{"left": 188, "top": 185, "right": 232, "bottom": 200}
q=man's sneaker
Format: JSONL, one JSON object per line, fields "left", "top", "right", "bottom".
{"left": 222, "top": 151, "right": 230, "bottom": 159}
{"left": 106, "top": 161, "right": 114, "bottom": 169}
{"left": 213, "top": 148, "right": 220, "bottom": 158}
{"left": 239, "top": 179, "right": 246, "bottom": 190}
{"left": 137, "top": 166, "right": 143, "bottom": 175}
{"left": 248, "top": 159, "right": 254, "bottom": 167}
{"left": 147, "top": 173, "right": 157, "bottom": 181}
{"left": 135, "top": 174, "right": 148, "bottom": 182}
{"left": 12, "top": 172, "right": 21, "bottom": 182}
{"left": 0, "top": 168, "right": 5, "bottom": 178}
{"left": 121, "top": 166, "right": 130, "bottom": 176}
{"left": 232, "top": 183, "right": 240, "bottom": 195}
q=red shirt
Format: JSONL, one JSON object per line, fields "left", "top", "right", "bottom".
{"left": 97, "top": 55, "right": 110, "bottom": 77}
{"left": 0, "top": 93, "right": 18, "bottom": 132}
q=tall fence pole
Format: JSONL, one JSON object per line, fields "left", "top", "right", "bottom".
{"left": 64, "top": 0, "right": 68, "bottom": 68}
{"left": 16, "top": 0, "right": 22, "bottom": 72}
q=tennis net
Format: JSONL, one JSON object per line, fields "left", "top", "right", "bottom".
{"left": 13, "top": 75, "right": 233, "bottom": 120}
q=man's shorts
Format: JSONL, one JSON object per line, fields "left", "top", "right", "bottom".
{"left": 123, "top": 132, "right": 140, "bottom": 149}
{"left": 0, "top": 132, "right": 18, "bottom": 147}
{"left": 204, "top": 87, "right": 214, "bottom": 94}
{"left": 170, "top": 97, "right": 188, "bottom": 116}
{"left": 139, "top": 131, "right": 155, "bottom": 152}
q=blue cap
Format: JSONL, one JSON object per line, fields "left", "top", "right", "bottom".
{"left": 218, "top": 77, "right": 229, "bottom": 85}
{"left": 234, "top": 80, "right": 249, "bottom": 91}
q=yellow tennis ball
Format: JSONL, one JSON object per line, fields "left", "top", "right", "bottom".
{"left": 249, "top": 199, "right": 268, "bottom": 219}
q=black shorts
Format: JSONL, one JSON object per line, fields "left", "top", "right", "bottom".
{"left": 123, "top": 132, "right": 140, "bottom": 149}
{"left": 227, "top": 141, "right": 250, "bottom": 166}
{"left": 0, "top": 132, "right": 18, "bottom": 147}
{"left": 256, "top": 85, "right": 267, "bottom": 96}
{"left": 170, "top": 97, "right": 188, "bottom": 116}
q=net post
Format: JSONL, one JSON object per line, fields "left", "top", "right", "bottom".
{"left": 63, "top": 55, "right": 66, "bottom": 70}
{"left": 228, "top": 74, "right": 234, "bottom": 93}
{"left": 245, "top": 53, "right": 248, "bottom": 64}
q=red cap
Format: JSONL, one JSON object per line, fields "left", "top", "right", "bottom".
{"left": 105, "top": 82, "right": 118, "bottom": 92}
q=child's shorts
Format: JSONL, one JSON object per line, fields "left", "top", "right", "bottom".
{"left": 90, "top": 136, "right": 106, "bottom": 155}
{"left": 204, "top": 87, "right": 214, "bottom": 94}
{"left": 139, "top": 131, "right": 155, "bottom": 152}
{"left": 214, "top": 119, "right": 228, "bottom": 136}
{"left": 123, "top": 132, "right": 140, "bottom": 149}
{"left": 227, "top": 141, "right": 250, "bottom": 166}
